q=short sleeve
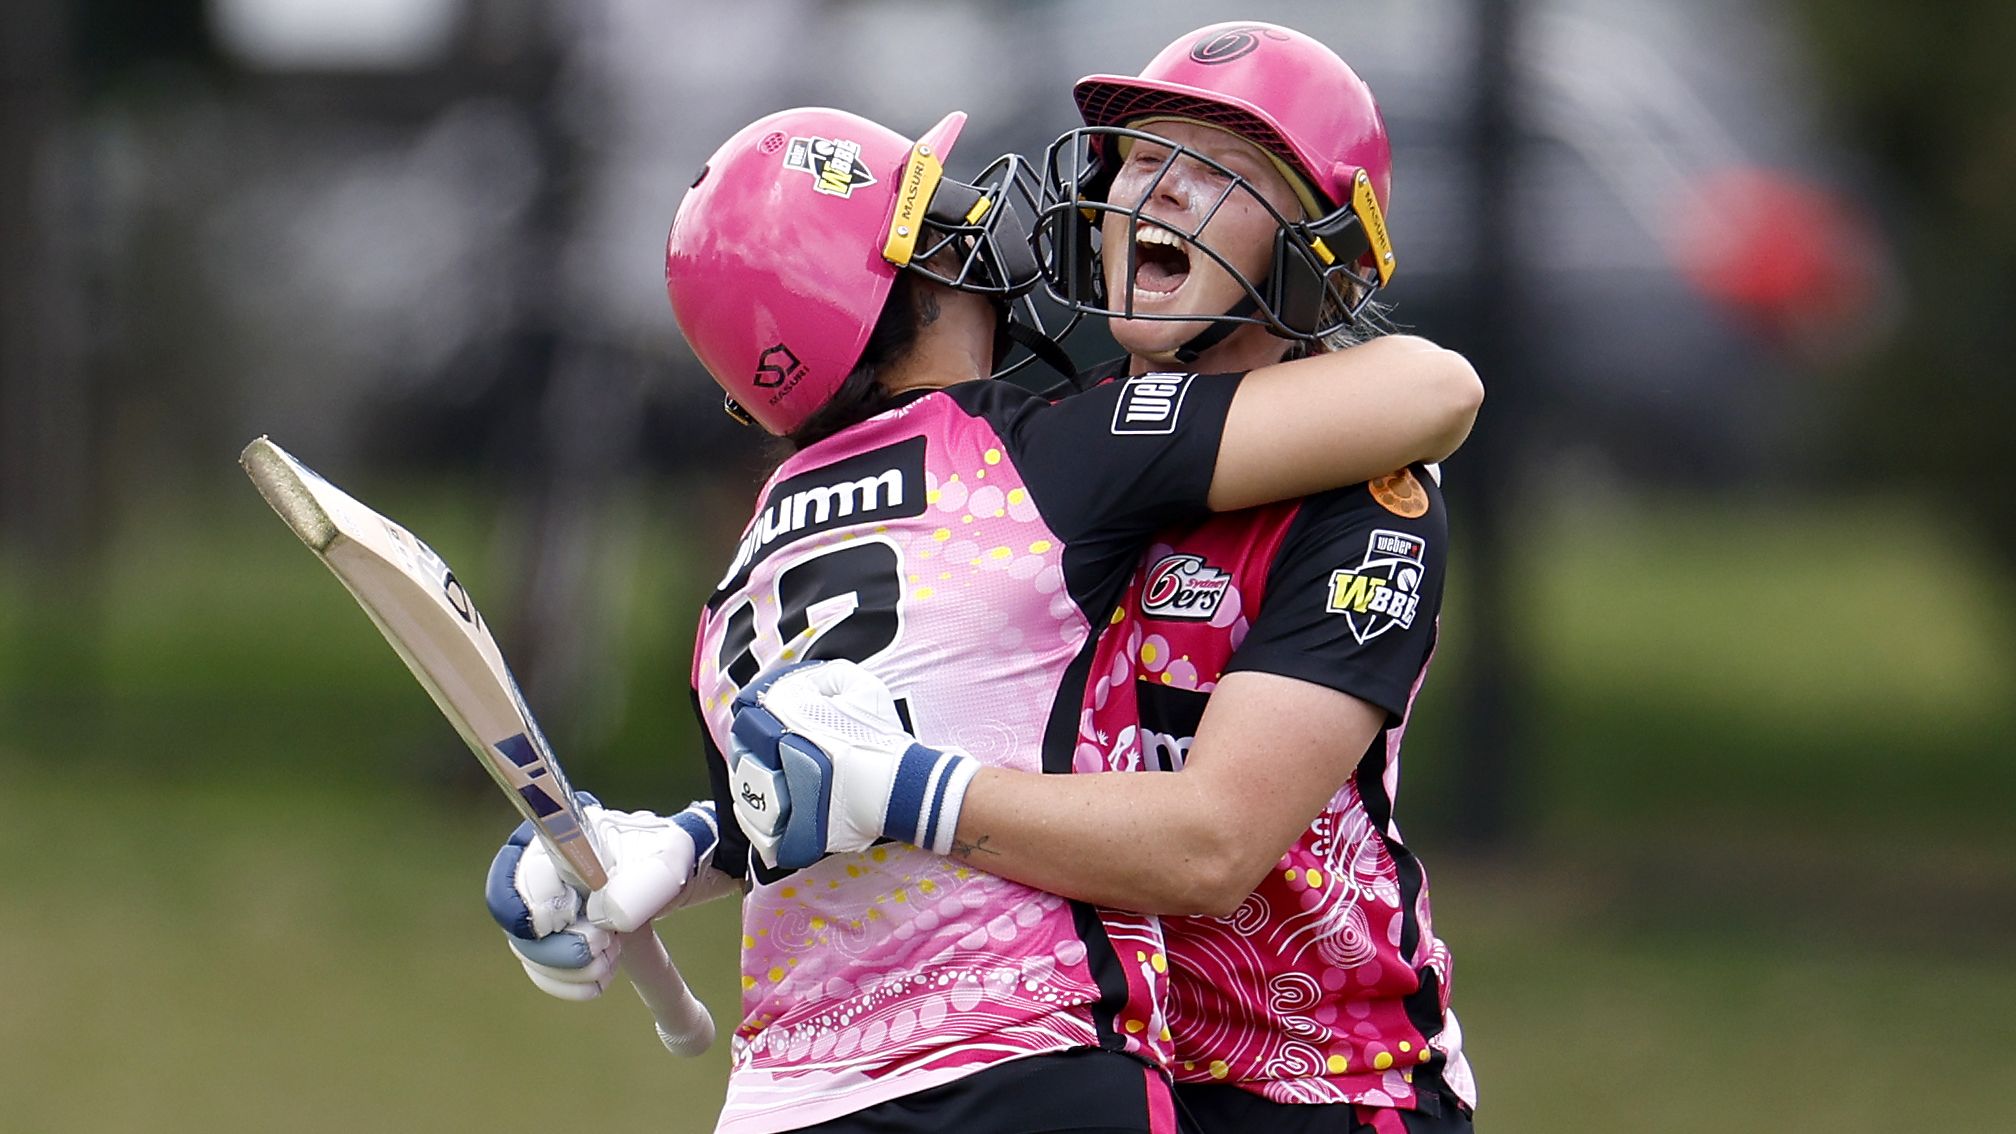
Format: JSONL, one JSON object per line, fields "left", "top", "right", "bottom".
{"left": 950, "top": 370, "right": 1245, "bottom": 546}
{"left": 1222, "top": 467, "right": 1448, "bottom": 722}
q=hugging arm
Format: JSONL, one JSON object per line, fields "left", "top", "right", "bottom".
{"left": 1208, "top": 335, "right": 1480, "bottom": 512}
{"left": 951, "top": 671, "right": 1381, "bottom": 916}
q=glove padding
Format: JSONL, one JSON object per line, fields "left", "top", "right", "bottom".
{"left": 728, "top": 659, "right": 978, "bottom": 870}
{"left": 485, "top": 798, "right": 721, "bottom": 1000}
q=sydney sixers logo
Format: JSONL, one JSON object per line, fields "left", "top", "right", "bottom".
{"left": 1141, "top": 553, "right": 1232, "bottom": 621}
{"left": 1189, "top": 25, "right": 1290, "bottom": 65}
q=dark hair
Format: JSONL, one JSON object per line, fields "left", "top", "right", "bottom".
{"left": 781, "top": 274, "right": 930, "bottom": 452}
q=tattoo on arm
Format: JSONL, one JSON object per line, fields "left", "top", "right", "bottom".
{"left": 950, "top": 834, "right": 998, "bottom": 860}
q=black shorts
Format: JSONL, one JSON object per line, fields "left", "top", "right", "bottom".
{"left": 791, "top": 1048, "right": 1177, "bottom": 1134}
{"left": 1175, "top": 1083, "right": 1473, "bottom": 1134}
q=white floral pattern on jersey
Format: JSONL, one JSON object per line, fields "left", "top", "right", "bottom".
{"left": 1086, "top": 515, "right": 1475, "bottom": 1113}
{"left": 1164, "top": 755, "right": 1473, "bottom": 1109}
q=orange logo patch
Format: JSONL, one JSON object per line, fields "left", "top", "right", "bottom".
{"left": 1368, "top": 469, "right": 1429, "bottom": 518}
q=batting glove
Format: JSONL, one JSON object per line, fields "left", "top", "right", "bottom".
{"left": 728, "top": 659, "right": 978, "bottom": 871}
{"left": 484, "top": 797, "right": 724, "bottom": 1001}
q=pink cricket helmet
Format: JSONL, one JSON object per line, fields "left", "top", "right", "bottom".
{"left": 1041, "top": 23, "right": 1397, "bottom": 342}
{"left": 664, "top": 107, "right": 997, "bottom": 436}
{"left": 1075, "top": 22, "right": 1393, "bottom": 229}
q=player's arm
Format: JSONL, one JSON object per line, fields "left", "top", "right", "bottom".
{"left": 1208, "top": 334, "right": 1480, "bottom": 511}
{"left": 1003, "top": 335, "right": 1477, "bottom": 546}
{"left": 950, "top": 672, "right": 1379, "bottom": 915}
{"left": 728, "top": 661, "right": 1376, "bottom": 915}
{"left": 727, "top": 487, "right": 1444, "bottom": 912}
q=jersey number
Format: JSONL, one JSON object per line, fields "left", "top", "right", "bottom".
{"left": 717, "top": 541, "right": 903, "bottom": 689}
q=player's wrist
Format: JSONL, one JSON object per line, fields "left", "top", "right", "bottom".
{"left": 874, "top": 743, "right": 977, "bottom": 856}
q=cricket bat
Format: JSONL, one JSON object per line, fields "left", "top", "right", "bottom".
{"left": 240, "top": 435, "right": 714, "bottom": 1057}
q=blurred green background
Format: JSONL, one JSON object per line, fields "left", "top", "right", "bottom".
{"left": 5, "top": 1, "right": 2015, "bottom": 1131}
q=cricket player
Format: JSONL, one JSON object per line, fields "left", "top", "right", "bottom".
{"left": 733, "top": 24, "right": 1478, "bottom": 1134}
{"left": 486, "top": 99, "right": 1480, "bottom": 1133}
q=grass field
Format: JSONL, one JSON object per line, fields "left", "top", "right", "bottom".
{"left": 6, "top": 771, "right": 2013, "bottom": 1132}
{"left": 3, "top": 483, "right": 2013, "bottom": 1130}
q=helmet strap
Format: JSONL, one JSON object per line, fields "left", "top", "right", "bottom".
{"left": 998, "top": 317, "right": 1082, "bottom": 399}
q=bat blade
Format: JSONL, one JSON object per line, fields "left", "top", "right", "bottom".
{"left": 241, "top": 436, "right": 603, "bottom": 886}
{"left": 241, "top": 435, "right": 714, "bottom": 1055}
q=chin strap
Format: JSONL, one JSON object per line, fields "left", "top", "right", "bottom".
{"left": 1171, "top": 296, "right": 1262, "bottom": 366}
{"left": 998, "top": 319, "right": 1086, "bottom": 399}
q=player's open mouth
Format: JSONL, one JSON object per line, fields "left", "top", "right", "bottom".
{"left": 1131, "top": 222, "right": 1192, "bottom": 297}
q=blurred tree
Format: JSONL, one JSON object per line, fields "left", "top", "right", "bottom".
{"left": 1792, "top": 0, "right": 2016, "bottom": 563}
{"left": 73, "top": 0, "right": 219, "bottom": 90}
{"left": 1, "top": 0, "right": 95, "bottom": 568}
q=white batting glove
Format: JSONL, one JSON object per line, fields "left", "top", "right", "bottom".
{"left": 728, "top": 660, "right": 978, "bottom": 871}
{"left": 484, "top": 798, "right": 723, "bottom": 1000}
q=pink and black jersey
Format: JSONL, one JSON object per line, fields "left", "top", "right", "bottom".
{"left": 1086, "top": 466, "right": 1477, "bottom": 1114}
{"left": 689, "top": 373, "right": 1241, "bottom": 1134}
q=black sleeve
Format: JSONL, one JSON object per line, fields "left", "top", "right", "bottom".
{"left": 1222, "top": 467, "right": 1449, "bottom": 723}
{"left": 692, "top": 687, "right": 749, "bottom": 881}
{"left": 948, "top": 369, "right": 1246, "bottom": 544}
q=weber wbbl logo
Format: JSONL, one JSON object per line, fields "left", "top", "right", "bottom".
{"left": 1141, "top": 553, "right": 1232, "bottom": 621}
{"left": 1326, "top": 529, "right": 1428, "bottom": 643}
{"left": 784, "top": 135, "right": 877, "bottom": 198}
{"left": 1112, "top": 372, "right": 1195, "bottom": 435}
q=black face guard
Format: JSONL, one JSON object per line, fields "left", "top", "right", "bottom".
{"left": 893, "top": 149, "right": 1080, "bottom": 386}
{"left": 897, "top": 150, "right": 1046, "bottom": 298}
{"left": 1038, "top": 125, "right": 1385, "bottom": 344}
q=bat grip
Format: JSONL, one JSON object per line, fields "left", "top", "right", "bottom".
{"left": 618, "top": 926, "right": 716, "bottom": 1057}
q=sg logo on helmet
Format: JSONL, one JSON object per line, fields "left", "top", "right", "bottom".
{"left": 754, "top": 343, "right": 810, "bottom": 405}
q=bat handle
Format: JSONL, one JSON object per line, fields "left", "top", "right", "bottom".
{"left": 618, "top": 926, "right": 716, "bottom": 1057}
